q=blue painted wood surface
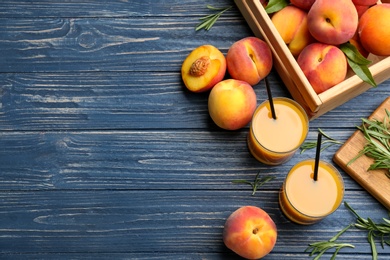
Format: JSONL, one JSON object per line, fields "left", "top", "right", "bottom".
{"left": 0, "top": 0, "right": 390, "bottom": 259}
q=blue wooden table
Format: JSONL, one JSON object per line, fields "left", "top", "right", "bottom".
{"left": 1, "top": 0, "right": 390, "bottom": 259}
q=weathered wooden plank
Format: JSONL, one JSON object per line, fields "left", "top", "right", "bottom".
{"left": 0, "top": 129, "right": 378, "bottom": 191}
{"left": 0, "top": 0, "right": 389, "bottom": 259}
{"left": 0, "top": 0, "right": 239, "bottom": 18}
{"left": 0, "top": 253, "right": 377, "bottom": 260}
{"left": 0, "top": 72, "right": 290, "bottom": 131}
{"left": 0, "top": 190, "right": 387, "bottom": 257}
{"left": 0, "top": 17, "right": 251, "bottom": 73}
{"left": 0, "top": 252, "right": 380, "bottom": 260}
{"left": 0, "top": 71, "right": 389, "bottom": 131}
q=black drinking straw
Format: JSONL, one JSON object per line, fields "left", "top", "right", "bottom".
{"left": 313, "top": 132, "right": 322, "bottom": 181}
{"left": 265, "top": 77, "right": 277, "bottom": 120}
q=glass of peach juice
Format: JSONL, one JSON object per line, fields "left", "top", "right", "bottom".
{"left": 247, "top": 97, "right": 309, "bottom": 165}
{"left": 279, "top": 159, "right": 345, "bottom": 225}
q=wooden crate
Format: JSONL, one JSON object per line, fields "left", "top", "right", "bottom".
{"left": 235, "top": 0, "right": 390, "bottom": 120}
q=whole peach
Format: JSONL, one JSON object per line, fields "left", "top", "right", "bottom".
{"left": 226, "top": 37, "right": 272, "bottom": 86}
{"left": 208, "top": 79, "right": 256, "bottom": 130}
{"left": 223, "top": 206, "right": 277, "bottom": 259}
{"left": 297, "top": 43, "right": 347, "bottom": 94}
{"left": 290, "top": 0, "right": 316, "bottom": 10}
{"left": 307, "top": 0, "right": 358, "bottom": 45}
{"left": 271, "top": 5, "right": 314, "bottom": 57}
{"left": 181, "top": 45, "right": 226, "bottom": 92}
{"left": 358, "top": 4, "right": 390, "bottom": 56}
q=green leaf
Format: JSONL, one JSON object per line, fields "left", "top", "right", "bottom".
{"left": 346, "top": 57, "right": 377, "bottom": 87}
{"left": 340, "top": 43, "right": 371, "bottom": 65}
{"left": 265, "top": 0, "right": 289, "bottom": 14}
{"left": 340, "top": 43, "right": 377, "bottom": 87}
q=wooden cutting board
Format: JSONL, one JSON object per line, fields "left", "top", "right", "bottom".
{"left": 333, "top": 96, "right": 390, "bottom": 210}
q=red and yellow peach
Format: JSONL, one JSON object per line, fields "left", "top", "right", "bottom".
{"left": 271, "top": 5, "right": 314, "bottom": 57}
{"left": 223, "top": 206, "right": 277, "bottom": 259}
{"left": 307, "top": 0, "right": 358, "bottom": 45}
{"left": 358, "top": 3, "right": 390, "bottom": 56}
{"left": 208, "top": 79, "right": 256, "bottom": 130}
{"left": 297, "top": 43, "right": 347, "bottom": 94}
{"left": 226, "top": 37, "right": 273, "bottom": 86}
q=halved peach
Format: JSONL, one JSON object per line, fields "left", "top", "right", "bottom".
{"left": 181, "top": 45, "right": 226, "bottom": 92}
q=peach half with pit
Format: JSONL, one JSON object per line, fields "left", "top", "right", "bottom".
{"left": 208, "top": 79, "right": 256, "bottom": 131}
{"left": 297, "top": 43, "right": 347, "bottom": 94}
{"left": 307, "top": 0, "right": 358, "bottom": 45}
{"left": 358, "top": 3, "right": 390, "bottom": 56}
{"left": 181, "top": 45, "right": 226, "bottom": 92}
{"left": 271, "top": 5, "right": 314, "bottom": 57}
{"left": 223, "top": 206, "right": 277, "bottom": 259}
{"left": 226, "top": 37, "right": 273, "bottom": 86}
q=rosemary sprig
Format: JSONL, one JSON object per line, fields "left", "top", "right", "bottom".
{"left": 305, "top": 224, "right": 354, "bottom": 260}
{"left": 345, "top": 201, "right": 390, "bottom": 260}
{"left": 232, "top": 171, "right": 274, "bottom": 195}
{"left": 348, "top": 109, "right": 390, "bottom": 178}
{"left": 306, "top": 202, "right": 390, "bottom": 259}
{"left": 300, "top": 128, "right": 343, "bottom": 154}
{"left": 195, "top": 5, "right": 232, "bottom": 31}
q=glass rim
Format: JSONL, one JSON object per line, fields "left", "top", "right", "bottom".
{"left": 284, "top": 159, "right": 345, "bottom": 219}
{"left": 250, "top": 97, "right": 309, "bottom": 154}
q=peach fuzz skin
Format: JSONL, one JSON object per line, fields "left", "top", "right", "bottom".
{"left": 208, "top": 79, "right": 256, "bottom": 131}
{"left": 358, "top": 4, "right": 390, "bottom": 56}
{"left": 226, "top": 37, "right": 272, "bottom": 86}
{"left": 354, "top": 4, "right": 371, "bottom": 18}
{"left": 307, "top": 0, "right": 358, "bottom": 45}
{"left": 271, "top": 5, "right": 314, "bottom": 57}
{"left": 290, "top": 0, "right": 316, "bottom": 10}
{"left": 181, "top": 45, "right": 226, "bottom": 93}
{"left": 298, "top": 43, "right": 347, "bottom": 94}
{"left": 352, "top": 0, "right": 377, "bottom": 5}
{"left": 223, "top": 206, "right": 277, "bottom": 260}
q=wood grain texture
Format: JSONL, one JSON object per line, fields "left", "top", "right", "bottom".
{"left": 0, "top": 130, "right": 369, "bottom": 191}
{"left": 0, "top": 72, "right": 387, "bottom": 131}
{"left": 0, "top": 190, "right": 388, "bottom": 256}
{"left": 1, "top": 0, "right": 390, "bottom": 259}
{"left": 0, "top": 17, "right": 251, "bottom": 73}
{"left": 0, "top": 0, "right": 241, "bottom": 18}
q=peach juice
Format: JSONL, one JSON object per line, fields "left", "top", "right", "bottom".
{"left": 279, "top": 159, "right": 344, "bottom": 225}
{"left": 247, "top": 97, "right": 308, "bottom": 165}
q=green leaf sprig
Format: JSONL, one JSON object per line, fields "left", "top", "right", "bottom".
{"left": 305, "top": 224, "right": 355, "bottom": 260}
{"left": 348, "top": 109, "right": 390, "bottom": 178}
{"left": 195, "top": 5, "right": 232, "bottom": 31}
{"left": 340, "top": 42, "right": 377, "bottom": 87}
{"left": 345, "top": 201, "right": 390, "bottom": 260}
{"left": 300, "top": 128, "right": 343, "bottom": 154}
{"left": 232, "top": 171, "right": 275, "bottom": 196}
{"left": 264, "top": 0, "right": 289, "bottom": 14}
